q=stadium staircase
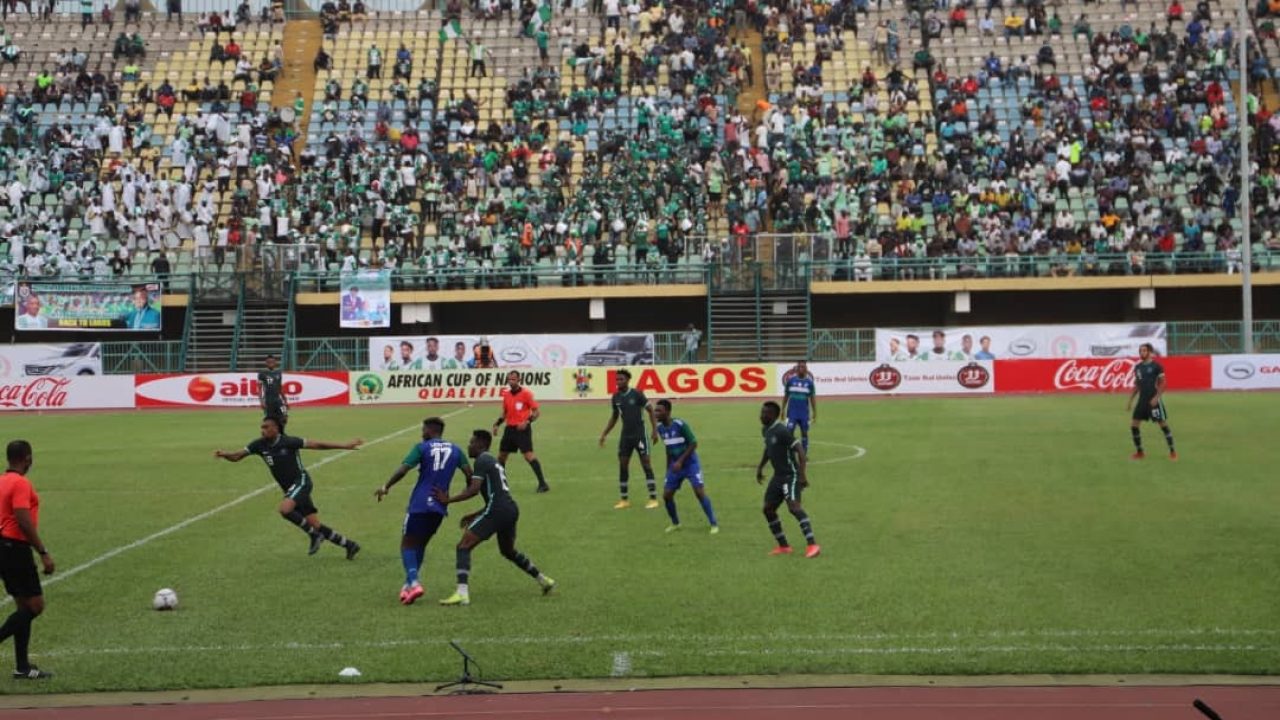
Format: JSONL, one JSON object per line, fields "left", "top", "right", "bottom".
{"left": 708, "top": 269, "right": 810, "bottom": 362}
{"left": 185, "top": 304, "right": 239, "bottom": 373}
{"left": 234, "top": 298, "right": 291, "bottom": 370}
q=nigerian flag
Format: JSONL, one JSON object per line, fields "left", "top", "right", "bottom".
{"left": 439, "top": 19, "right": 463, "bottom": 42}
{"left": 527, "top": 2, "right": 552, "bottom": 34}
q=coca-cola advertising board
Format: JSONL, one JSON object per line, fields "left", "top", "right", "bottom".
{"left": 0, "top": 375, "right": 135, "bottom": 411}
{"left": 784, "top": 361, "right": 995, "bottom": 396}
{"left": 994, "top": 357, "right": 1212, "bottom": 393}
{"left": 135, "top": 372, "right": 350, "bottom": 408}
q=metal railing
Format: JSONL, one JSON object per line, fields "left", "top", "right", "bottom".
{"left": 101, "top": 341, "right": 185, "bottom": 374}
{"left": 804, "top": 251, "right": 1279, "bottom": 282}
{"left": 104, "top": 321, "right": 1280, "bottom": 373}
{"left": 291, "top": 264, "right": 711, "bottom": 292}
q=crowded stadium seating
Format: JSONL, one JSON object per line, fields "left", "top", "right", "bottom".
{"left": 1, "top": 0, "right": 1278, "bottom": 286}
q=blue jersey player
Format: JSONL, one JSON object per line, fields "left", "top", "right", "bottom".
{"left": 653, "top": 399, "right": 719, "bottom": 534}
{"left": 782, "top": 361, "right": 817, "bottom": 451}
{"left": 376, "top": 417, "right": 471, "bottom": 605}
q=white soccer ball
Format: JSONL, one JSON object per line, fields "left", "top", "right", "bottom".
{"left": 152, "top": 588, "right": 179, "bottom": 611}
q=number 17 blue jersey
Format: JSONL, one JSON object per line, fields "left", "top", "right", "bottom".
{"left": 402, "top": 438, "right": 466, "bottom": 516}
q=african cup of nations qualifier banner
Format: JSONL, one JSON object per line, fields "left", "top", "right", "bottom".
{"left": 14, "top": 281, "right": 162, "bottom": 331}
{"left": 563, "top": 364, "right": 776, "bottom": 400}
{"left": 875, "top": 323, "right": 1168, "bottom": 361}
{"left": 0, "top": 343, "right": 104, "bottom": 378}
{"left": 367, "top": 334, "right": 656, "bottom": 370}
{"left": 340, "top": 271, "right": 391, "bottom": 328}
{"left": 788, "top": 361, "right": 995, "bottom": 395}
{"left": 350, "top": 369, "right": 561, "bottom": 404}
{"left": 135, "top": 372, "right": 350, "bottom": 408}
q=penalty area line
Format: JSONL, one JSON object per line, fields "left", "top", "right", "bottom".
{"left": 6, "top": 407, "right": 471, "bottom": 604}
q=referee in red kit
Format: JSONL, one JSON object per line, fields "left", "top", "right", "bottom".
{"left": 0, "top": 440, "right": 55, "bottom": 680}
{"left": 493, "top": 370, "right": 550, "bottom": 493}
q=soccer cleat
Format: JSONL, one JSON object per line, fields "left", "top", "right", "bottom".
{"left": 1169, "top": 451, "right": 1178, "bottom": 461}
{"left": 664, "top": 524, "right": 681, "bottom": 533}
{"left": 345, "top": 541, "right": 361, "bottom": 561}
{"left": 308, "top": 532, "right": 324, "bottom": 556}
{"left": 12, "top": 666, "right": 52, "bottom": 680}
{"left": 536, "top": 483, "right": 550, "bottom": 493}
{"left": 540, "top": 577, "right": 557, "bottom": 596}
{"left": 805, "top": 544, "right": 822, "bottom": 559}
{"left": 1130, "top": 451, "right": 1146, "bottom": 460}
{"left": 439, "top": 592, "right": 470, "bottom": 606}
{"left": 644, "top": 498, "right": 660, "bottom": 510}
{"left": 769, "top": 546, "right": 793, "bottom": 556}
{"left": 613, "top": 499, "right": 632, "bottom": 510}
{"left": 709, "top": 525, "right": 720, "bottom": 535}
{"left": 399, "top": 585, "right": 409, "bottom": 604}
{"left": 402, "top": 582, "right": 425, "bottom": 605}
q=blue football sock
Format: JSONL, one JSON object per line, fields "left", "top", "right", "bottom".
{"left": 664, "top": 498, "right": 679, "bottom": 525}
{"left": 699, "top": 495, "right": 718, "bottom": 526}
{"left": 402, "top": 547, "right": 422, "bottom": 585}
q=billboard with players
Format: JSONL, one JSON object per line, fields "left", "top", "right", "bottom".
{"left": 993, "top": 357, "right": 1212, "bottom": 393}
{"left": 339, "top": 270, "right": 391, "bottom": 328}
{"left": 0, "top": 343, "right": 104, "bottom": 378}
{"left": 874, "top": 323, "right": 1168, "bottom": 361}
{"left": 349, "top": 369, "right": 562, "bottom": 404}
{"left": 366, "top": 334, "right": 656, "bottom": 371}
{"left": 0, "top": 375, "right": 135, "bottom": 411}
{"left": 1211, "top": 354, "right": 1280, "bottom": 390}
{"left": 564, "top": 364, "right": 776, "bottom": 400}
{"left": 135, "top": 372, "right": 350, "bottom": 408}
{"left": 14, "top": 281, "right": 163, "bottom": 331}
{"left": 787, "top": 361, "right": 995, "bottom": 395}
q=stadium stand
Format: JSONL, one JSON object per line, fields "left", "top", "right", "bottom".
{"left": 1, "top": 0, "right": 1278, "bottom": 287}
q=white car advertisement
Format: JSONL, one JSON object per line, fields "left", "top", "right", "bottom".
{"left": 0, "top": 343, "right": 104, "bottom": 378}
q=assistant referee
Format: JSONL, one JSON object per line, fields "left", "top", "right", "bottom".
{"left": 0, "top": 440, "right": 54, "bottom": 680}
{"left": 493, "top": 370, "right": 550, "bottom": 493}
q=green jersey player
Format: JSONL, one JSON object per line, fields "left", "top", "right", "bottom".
{"left": 1127, "top": 343, "right": 1177, "bottom": 460}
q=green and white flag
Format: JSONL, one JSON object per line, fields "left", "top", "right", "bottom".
{"left": 527, "top": 2, "right": 552, "bottom": 34}
{"left": 439, "top": 19, "right": 463, "bottom": 42}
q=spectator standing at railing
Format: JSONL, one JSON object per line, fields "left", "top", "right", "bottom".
{"left": 681, "top": 324, "right": 702, "bottom": 364}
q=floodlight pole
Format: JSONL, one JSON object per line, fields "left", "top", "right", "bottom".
{"left": 1238, "top": 0, "right": 1254, "bottom": 352}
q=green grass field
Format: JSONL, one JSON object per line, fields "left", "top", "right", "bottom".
{"left": 0, "top": 393, "right": 1277, "bottom": 694}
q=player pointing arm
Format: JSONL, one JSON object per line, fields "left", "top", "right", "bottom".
{"left": 213, "top": 417, "right": 362, "bottom": 558}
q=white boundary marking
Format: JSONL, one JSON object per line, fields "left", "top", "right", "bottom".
{"left": 5, "top": 408, "right": 470, "bottom": 605}
{"left": 610, "top": 651, "right": 632, "bottom": 677}
{"left": 36, "top": 628, "right": 1280, "bottom": 658}
{"left": 806, "top": 440, "right": 867, "bottom": 466}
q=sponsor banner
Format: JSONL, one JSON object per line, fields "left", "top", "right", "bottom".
{"left": 368, "top": 334, "right": 656, "bottom": 371}
{"left": 1212, "top": 354, "right": 1280, "bottom": 390}
{"left": 0, "top": 375, "right": 135, "bottom": 411}
{"left": 15, "top": 281, "right": 163, "bottom": 331}
{"left": 135, "top": 372, "right": 350, "bottom": 408}
{"left": 0, "top": 343, "right": 103, "bottom": 378}
{"left": 994, "top": 357, "right": 1211, "bottom": 393}
{"left": 350, "top": 369, "right": 562, "bottom": 404}
{"left": 789, "top": 361, "right": 995, "bottom": 395}
{"left": 875, "top": 323, "right": 1168, "bottom": 361}
{"left": 564, "top": 364, "right": 775, "bottom": 399}
{"left": 340, "top": 270, "right": 392, "bottom": 328}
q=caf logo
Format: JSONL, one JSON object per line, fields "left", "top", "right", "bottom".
{"left": 355, "top": 373, "right": 384, "bottom": 400}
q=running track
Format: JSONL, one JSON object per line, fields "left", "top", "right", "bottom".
{"left": 2, "top": 686, "right": 1278, "bottom": 720}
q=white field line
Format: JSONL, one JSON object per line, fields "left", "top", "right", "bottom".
{"left": 8, "top": 408, "right": 470, "bottom": 604}
{"left": 610, "top": 651, "right": 633, "bottom": 677}
{"left": 37, "top": 628, "right": 1280, "bottom": 659}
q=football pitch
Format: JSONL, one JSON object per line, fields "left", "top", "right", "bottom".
{"left": 0, "top": 393, "right": 1277, "bottom": 694}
